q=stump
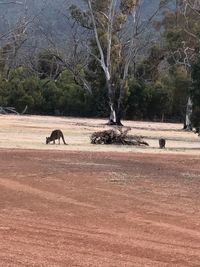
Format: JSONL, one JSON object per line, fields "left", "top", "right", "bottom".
{"left": 159, "top": 138, "right": 166, "bottom": 149}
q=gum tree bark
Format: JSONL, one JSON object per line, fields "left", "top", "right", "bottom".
{"left": 184, "top": 96, "right": 193, "bottom": 130}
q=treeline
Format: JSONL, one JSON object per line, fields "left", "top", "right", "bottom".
{"left": 1, "top": 0, "right": 200, "bottom": 132}
{"left": 0, "top": 50, "right": 189, "bottom": 122}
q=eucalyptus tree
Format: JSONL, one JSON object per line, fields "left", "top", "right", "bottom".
{"left": 159, "top": 0, "right": 200, "bottom": 129}
{"left": 0, "top": 0, "right": 32, "bottom": 80}
{"left": 70, "top": 0, "right": 144, "bottom": 125}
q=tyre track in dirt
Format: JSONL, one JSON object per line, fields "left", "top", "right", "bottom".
{"left": 0, "top": 178, "right": 96, "bottom": 209}
{"left": 0, "top": 149, "right": 200, "bottom": 266}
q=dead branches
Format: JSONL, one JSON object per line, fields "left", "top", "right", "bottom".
{"left": 91, "top": 127, "right": 149, "bottom": 146}
{"left": 0, "top": 106, "right": 19, "bottom": 115}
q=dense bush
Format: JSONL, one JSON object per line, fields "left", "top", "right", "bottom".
{"left": 191, "top": 55, "right": 200, "bottom": 133}
{"left": 0, "top": 68, "right": 96, "bottom": 117}
{"left": 126, "top": 78, "right": 172, "bottom": 121}
{"left": 0, "top": 63, "right": 192, "bottom": 122}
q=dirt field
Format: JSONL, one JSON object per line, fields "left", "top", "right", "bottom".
{"left": 0, "top": 115, "right": 200, "bottom": 266}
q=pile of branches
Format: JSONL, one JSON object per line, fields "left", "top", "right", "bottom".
{"left": 91, "top": 127, "right": 149, "bottom": 146}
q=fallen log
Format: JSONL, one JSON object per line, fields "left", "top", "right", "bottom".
{"left": 0, "top": 106, "right": 28, "bottom": 115}
{"left": 0, "top": 106, "right": 19, "bottom": 115}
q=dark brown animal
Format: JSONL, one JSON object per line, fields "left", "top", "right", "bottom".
{"left": 159, "top": 138, "right": 166, "bottom": 149}
{"left": 46, "top": 129, "right": 67, "bottom": 145}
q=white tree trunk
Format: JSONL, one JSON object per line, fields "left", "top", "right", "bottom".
{"left": 109, "top": 103, "right": 116, "bottom": 123}
{"left": 185, "top": 96, "right": 193, "bottom": 130}
{"left": 87, "top": 0, "right": 139, "bottom": 125}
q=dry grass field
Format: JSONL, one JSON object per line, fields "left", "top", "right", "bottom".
{"left": 0, "top": 115, "right": 200, "bottom": 153}
{"left": 0, "top": 115, "right": 200, "bottom": 267}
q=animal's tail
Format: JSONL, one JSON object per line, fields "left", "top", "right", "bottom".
{"left": 61, "top": 133, "right": 68, "bottom": 145}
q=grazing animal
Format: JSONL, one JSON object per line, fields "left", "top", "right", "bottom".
{"left": 46, "top": 129, "right": 67, "bottom": 145}
{"left": 159, "top": 138, "right": 166, "bottom": 149}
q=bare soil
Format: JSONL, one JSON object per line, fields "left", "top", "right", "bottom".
{"left": 0, "top": 115, "right": 200, "bottom": 266}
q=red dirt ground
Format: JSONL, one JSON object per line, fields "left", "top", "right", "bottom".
{"left": 0, "top": 149, "right": 200, "bottom": 267}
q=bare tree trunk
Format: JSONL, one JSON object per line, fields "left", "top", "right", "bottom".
{"left": 107, "top": 80, "right": 117, "bottom": 125}
{"left": 115, "top": 79, "right": 128, "bottom": 126}
{"left": 116, "top": 103, "right": 123, "bottom": 126}
{"left": 107, "top": 79, "right": 124, "bottom": 126}
{"left": 109, "top": 103, "right": 116, "bottom": 124}
{"left": 113, "top": 80, "right": 129, "bottom": 126}
{"left": 161, "top": 113, "right": 164, "bottom": 122}
{"left": 185, "top": 96, "right": 193, "bottom": 130}
{"left": 88, "top": 0, "right": 115, "bottom": 125}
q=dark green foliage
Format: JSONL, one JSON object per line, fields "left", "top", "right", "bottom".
{"left": 170, "top": 67, "right": 191, "bottom": 121}
{"left": 0, "top": 48, "right": 191, "bottom": 122}
{"left": 0, "top": 80, "right": 9, "bottom": 106}
{"left": 126, "top": 78, "right": 172, "bottom": 121}
{"left": 126, "top": 79, "right": 148, "bottom": 119}
{"left": 191, "top": 107, "right": 200, "bottom": 134}
{"left": 191, "top": 55, "right": 200, "bottom": 133}
{"left": 0, "top": 64, "right": 193, "bottom": 122}
{"left": 136, "top": 46, "right": 164, "bottom": 82}
{"left": 120, "top": 0, "right": 139, "bottom": 15}
{"left": 0, "top": 66, "right": 98, "bottom": 117}
{"left": 37, "top": 50, "right": 62, "bottom": 80}
{"left": 146, "top": 82, "right": 172, "bottom": 121}
{"left": 69, "top": 5, "right": 91, "bottom": 29}
{"left": 1, "top": 70, "right": 45, "bottom": 113}
{"left": 57, "top": 71, "right": 86, "bottom": 116}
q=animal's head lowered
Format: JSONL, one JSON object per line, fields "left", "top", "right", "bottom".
{"left": 46, "top": 137, "right": 50, "bottom": 144}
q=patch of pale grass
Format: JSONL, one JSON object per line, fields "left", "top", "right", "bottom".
{"left": 0, "top": 114, "right": 200, "bottom": 154}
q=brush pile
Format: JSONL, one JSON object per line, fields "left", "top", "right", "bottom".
{"left": 91, "top": 127, "right": 149, "bottom": 146}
